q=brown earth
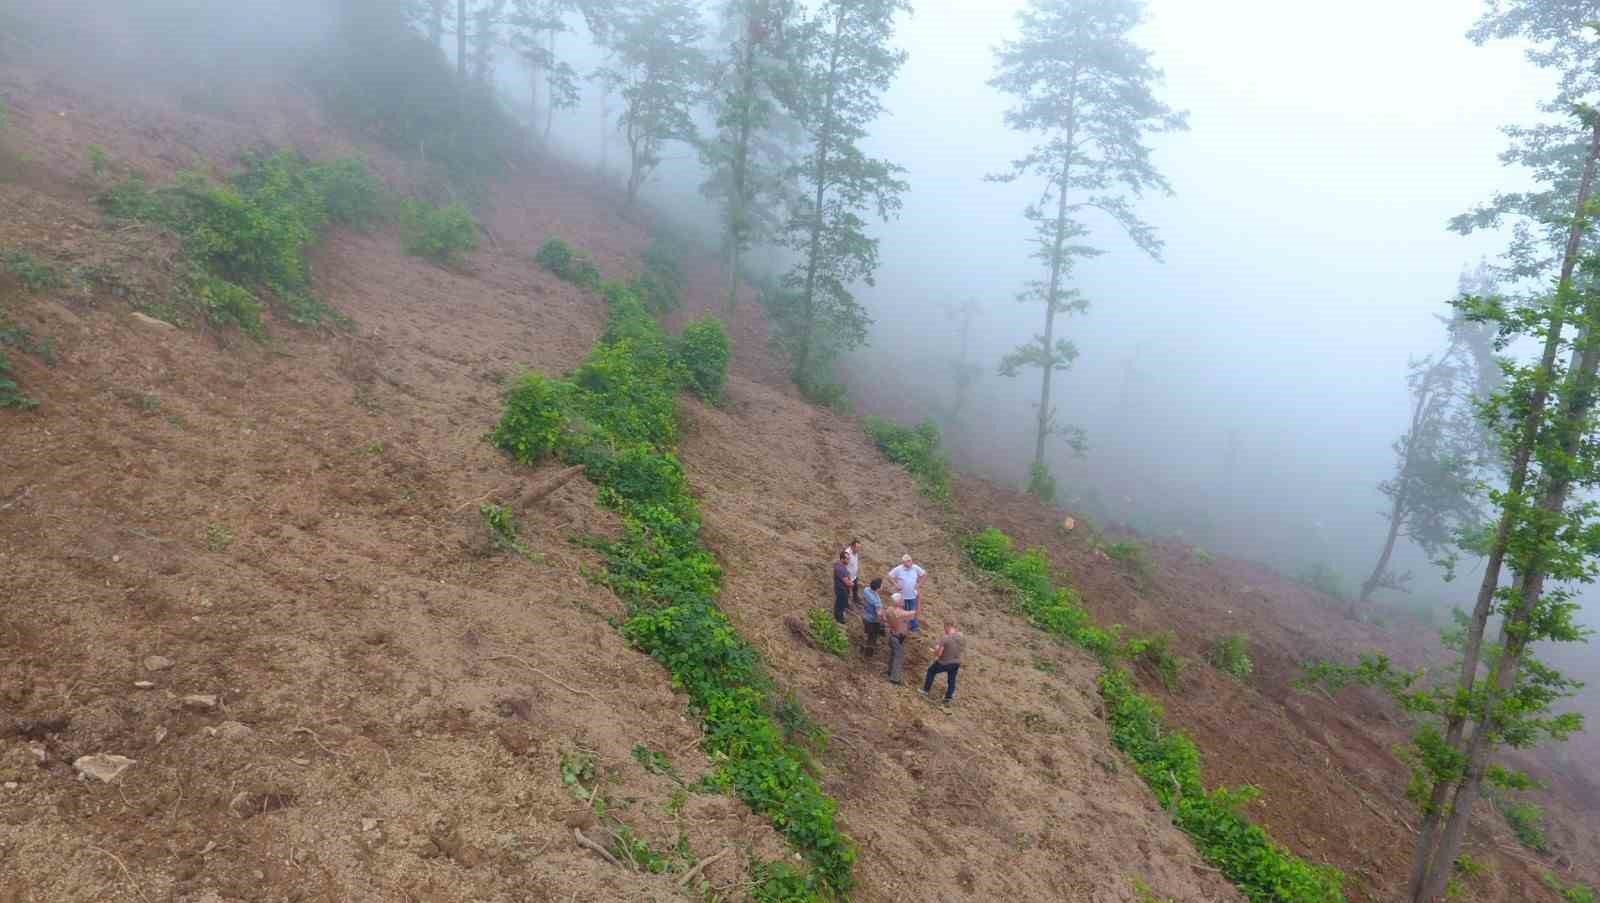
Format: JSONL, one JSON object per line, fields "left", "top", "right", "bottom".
{"left": 2, "top": 28, "right": 1245, "bottom": 903}
{"left": 948, "top": 476, "right": 1600, "bottom": 903}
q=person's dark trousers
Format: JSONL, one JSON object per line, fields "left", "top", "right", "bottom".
{"left": 886, "top": 634, "right": 907, "bottom": 683}
{"left": 833, "top": 586, "right": 848, "bottom": 623}
{"left": 862, "top": 620, "right": 883, "bottom": 653}
{"left": 923, "top": 661, "right": 960, "bottom": 700}
{"left": 850, "top": 581, "right": 861, "bottom": 606}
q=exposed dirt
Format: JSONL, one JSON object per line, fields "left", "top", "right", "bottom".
{"left": 950, "top": 476, "right": 1600, "bottom": 903}
{"left": 2, "top": 30, "right": 1247, "bottom": 903}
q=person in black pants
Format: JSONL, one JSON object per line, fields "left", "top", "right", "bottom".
{"left": 832, "top": 549, "right": 852, "bottom": 623}
{"left": 920, "top": 622, "right": 964, "bottom": 704}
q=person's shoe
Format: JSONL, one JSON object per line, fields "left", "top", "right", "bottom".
{"left": 917, "top": 688, "right": 928, "bottom": 697}
{"left": 888, "top": 678, "right": 903, "bottom": 685}
{"left": 942, "top": 697, "right": 953, "bottom": 706}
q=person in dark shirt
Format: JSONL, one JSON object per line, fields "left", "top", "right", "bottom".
{"left": 832, "top": 549, "right": 851, "bottom": 624}
{"left": 860, "top": 578, "right": 884, "bottom": 653}
{"left": 920, "top": 622, "right": 965, "bottom": 704}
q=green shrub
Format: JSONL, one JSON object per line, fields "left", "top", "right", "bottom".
{"left": 399, "top": 198, "right": 478, "bottom": 265}
{"left": 1294, "top": 562, "right": 1349, "bottom": 600}
{"left": 493, "top": 239, "right": 854, "bottom": 896}
{"left": 536, "top": 237, "right": 601, "bottom": 288}
{"left": 1497, "top": 798, "right": 1547, "bottom": 852}
{"left": 636, "top": 236, "right": 687, "bottom": 314}
{"left": 1026, "top": 461, "right": 1057, "bottom": 503}
{"left": 0, "top": 248, "right": 61, "bottom": 292}
{"left": 865, "top": 416, "right": 951, "bottom": 502}
{"left": 86, "top": 144, "right": 110, "bottom": 178}
{"left": 95, "top": 151, "right": 371, "bottom": 332}
{"left": 1105, "top": 539, "right": 1152, "bottom": 577}
{"left": 310, "top": 158, "right": 384, "bottom": 229}
{"left": 806, "top": 608, "right": 849, "bottom": 657}
{"left": 967, "top": 526, "right": 1344, "bottom": 902}
{"left": 1542, "top": 873, "right": 1597, "bottom": 903}
{"left": 1124, "top": 631, "right": 1184, "bottom": 690}
{"left": 675, "top": 316, "right": 730, "bottom": 402}
{"left": 1189, "top": 546, "right": 1216, "bottom": 566}
{"left": 1207, "top": 633, "right": 1254, "bottom": 681}
{"left": 0, "top": 351, "right": 36, "bottom": 410}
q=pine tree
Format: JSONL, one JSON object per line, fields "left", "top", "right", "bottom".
{"left": 776, "top": 0, "right": 909, "bottom": 391}
{"left": 595, "top": 0, "right": 706, "bottom": 209}
{"left": 510, "top": 0, "right": 580, "bottom": 144}
{"left": 470, "top": 0, "right": 509, "bottom": 85}
{"left": 988, "top": 0, "right": 1186, "bottom": 500}
{"left": 702, "top": 0, "right": 802, "bottom": 310}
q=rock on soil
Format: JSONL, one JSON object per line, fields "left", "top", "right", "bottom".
{"left": 73, "top": 754, "right": 136, "bottom": 784}
{"left": 143, "top": 655, "right": 175, "bottom": 672}
{"left": 181, "top": 694, "right": 219, "bottom": 711}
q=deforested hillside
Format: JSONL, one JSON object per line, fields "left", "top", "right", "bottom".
{"left": 1, "top": 10, "right": 1238, "bottom": 903}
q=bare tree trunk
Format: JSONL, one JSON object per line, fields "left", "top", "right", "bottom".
{"left": 430, "top": 0, "right": 445, "bottom": 51}
{"left": 543, "top": 30, "right": 558, "bottom": 144}
{"left": 795, "top": 3, "right": 845, "bottom": 382}
{"left": 457, "top": 0, "right": 468, "bottom": 79}
{"left": 1407, "top": 119, "right": 1600, "bottom": 901}
{"left": 726, "top": 7, "right": 758, "bottom": 312}
{"left": 1033, "top": 156, "right": 1072, "bottom": 473}
{"left": 1358, "top": 501, "right": 1405, "bottom": 606}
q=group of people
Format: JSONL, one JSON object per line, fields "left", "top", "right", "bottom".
{"left": 832, "top": 540, "right": 964, "bottom": 704}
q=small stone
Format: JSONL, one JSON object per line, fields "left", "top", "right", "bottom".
{"left": 3, "top": 781, "right": 17, "bottom": 790}
{"left": 361, "top": 818, "right": 379, "bottom": 832}
{"left": 133, "top": 681, "right": 155, "bottom": 689}
{"left": 290, "top": 757, "right": 311, "bottom": 766}
{"left": 181, "top": 694, "right": 218, "bottom": 711}
{"left": 112, "top": 554, "right": 122, "bottom": 563}
{"left": 26, "top": 744, "right": 47, "bottom": 764}
{"left": 214, "top": 721, "right": 253, "bottom": 742}
{"left": 154, "top": 726, "right": 168, "bottom": 745}
{"left": 74, "top": 754, "right": 136, "bottom": 783}
{"left": 143, "top": 655, "right": 175, "bottom": 672}
{"left": 130, "top": 312, "right": 176, "bottom": 330}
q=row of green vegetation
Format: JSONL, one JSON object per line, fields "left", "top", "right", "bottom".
{"left": 1, "top": 256, "right": 60, "bottom": 410}
{"left": 963, "top": 527, "right": 1344, "bottom": 902}
{"left": 93, "top": 149, "right": 478, "bottom": 336}
{"left": 536, "top": 235, "right": 690, "bottom": 317}
{"left": 490, "top": 242, "right": 848, "bottom": 898}
{"left": 863, "top": 417, "right": 952, "bottom": 503}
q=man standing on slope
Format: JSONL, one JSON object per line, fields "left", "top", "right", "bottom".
{"left": 832, "top": 549, "right": 852, "bottom": 624}
{"left": 887, "top": 553, "right": 928, "bottom": 632}
{"left": 920, "top": 621, "right": 964, "bottom": 705}
{"left": 843, "top": 539, "right": 862, "bottom": 607}
{"left": 860, "top": 578, "right": 885, "bottom": 654}
{"left": 882, "top": 594, "right": 916, "bottom": 684}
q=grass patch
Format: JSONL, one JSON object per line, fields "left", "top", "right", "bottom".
{"left": 1, "top": 247, "right": 62, "bottom": 292}
{"left": 864, "top": 416, "right": 951, "bottom": 503}
{"left": 490, "top": 244, "right": 849, "bottom": 897}
{"left": 398, "top": 198, "right": 478, "bottom": 266}
{"left": 1496, "top": 797, "right": 1547, "bottom": 852}
{"left": 1105, "top": 539, "right": 1153, "bottom": 578}
{"left": 1543, "top": 873, "right": 1597, "bottom": 903}
{"left": 205, "top": 523, "right": 234, "bottom": 552}
{"left": 1125, "top": 631, "right": 1184, "bottom": 691}
{"left": 964, "top": 527, "right": 1344, "bottom": 902}
{"left": 0, "top": 351, "right": 36, "bottom": 410}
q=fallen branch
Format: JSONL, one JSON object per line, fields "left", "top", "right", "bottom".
{"left": 677, "top": 848, "right": 731, "bottom": 887}
{"left": 572, "top": 827, "right": 621, "bottom": 868}
{"left": 513, "top": 464, "right": 587, "bottom": 509}
{"left": 89, "top": 846, "right": 151, "bottom": 903}
{"left": 291, "top": 726, "right": 352, "bottom": 759}
{"left": 487, "top": 655, "right": 607, "bottom": 708}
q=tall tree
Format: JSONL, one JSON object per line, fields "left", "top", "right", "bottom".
{"left": 702, "top": 0, "right": 802, "bottom": 310}
{"left": 457, "top": 0, "right": 469, "bottom": 78}
{"left": 470, "top": 0, "right": 509, "bottom": 85}
{"left": 777, "top": 0, "right": 909, "bottom": 389}
{"left": 942, "top": 297, "right": 985, "bottom": 430}
{"left": 989, "top": 0, "right": 1187, "bottom": 502}
{"left": 1399, "top": 8, "right": 1600, "bottom": 898}
{"left": 1357, "top": 310, "right": 1493, "bottom": 608}
{"left": 595, "top": 0, "right": 706, "bottom": 209}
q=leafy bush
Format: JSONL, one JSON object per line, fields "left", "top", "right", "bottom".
{"left": 310, "top": 158, "right": 384, "bottom": 229}
{"left": 865, "top": 416, "right": 951, "bottom": 502}
{"left": 966, "top": 526, "right": 1344, "bottom": 902}
{"left": 399, "top": 198, "right": 478, "bottom": 265}
{"left": 96, "top": 152, "right": 374, "bottom": 332}
{"left": 1189, "top": 546, "right": 1216, "bottom": 566}
{"left": 1, "top": 248, "right": 61, "bottom": 291}
{"left": 493, "top": 240, "right": 854, "bottom": 896}
{"left": 1124, "top": 631, "right": 1184, "bottom": 690}
{"left": 1294, "top": 561, "right": 1349, "bottom": 600}
{"left": 1207, "top": 633, "right": 1254, "bottom": 681}
{"left": 535, "top": 237, "right": 601, "bottom": 288}
{"left": 1496, "top": 797, "right": 1547, "bottom": 852}
{"left": 1105, "top": 539, "right": 1153, "bottom": 577}
{"left": 1543, "top": 873, "right": 1597, "bottom": 903}
{"left": 636, "top": 236, "right": 687, "bottom": 314}
{"left": 1026, "top": 461, "right": 1057, "bottom": 503}
{"left": 675, "top": 316, "right": 730, "bottom": 402}
{"left": 806, "top": 609, "right": 849, "bottom": 657}
{"left": 0, "top": 352, "right": 36, "bottom": 410}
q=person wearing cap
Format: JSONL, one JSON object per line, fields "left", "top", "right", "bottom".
{"left": 832, "top": 549, "right": 852, "bottom": 624}
{"left": 882, "top": 594, "right": 916, "bottom": 684}
{"left": 920, "top": 621, "right": 965, "bottom": 705}
{"left": 860, "top": 578, "right": 884, "bottom": 653}
{"left": 887, "top": 553, "right": 928, "bottom": 631}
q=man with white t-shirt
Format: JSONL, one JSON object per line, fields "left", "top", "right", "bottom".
{"left": 887, "top": 553, "right": 928, "bottom": 632}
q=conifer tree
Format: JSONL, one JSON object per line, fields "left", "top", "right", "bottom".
{"left": 776, "top": 0, "right": 909, "bottom": 390}
{"left": 988, "top": 0, "right": 1186, "bottom": 501}
{"left": 595, "top": 0, "right": 706, "bottom": 208}
{"left": 702, "top": 0, "right": 802, "bottom": 310}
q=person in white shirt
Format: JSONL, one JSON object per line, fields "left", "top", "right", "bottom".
{"left": 887, "top": 553, "right": 928, "bottom": 632}
{"left": 843, "top": 539, "right": 862, "bottom": 606}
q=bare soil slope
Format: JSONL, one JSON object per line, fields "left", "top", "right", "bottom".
{"left": 3, "top": 41, "right": 1238, "bottom": 903}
